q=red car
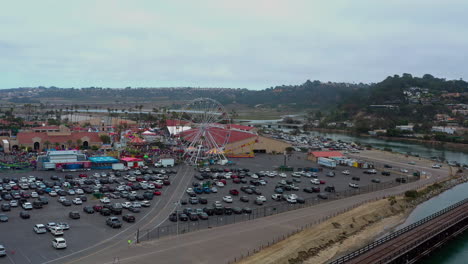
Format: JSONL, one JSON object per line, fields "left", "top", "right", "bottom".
{"left": 153, "top": 191, "right": 162, "bottom": 196}
{"left": 136, "top": 177, "right": 144, "bottom": 182}
{"left": 163, "top": 180, "right": 171, "bottom": 186}
{"left": 233, "top": 178, "right": 241, "bottom": 184}
{"left": 12, "top": 185, "right": 19, "bottom": 190}
{"left": 229, "top": 189, "right": 239, "bottom": 196}
{"left": 319, "top": 180, "right": 326, "bottom": 184}
{"left": 155, "top": 184, "right": 163, "bottom": 189}
{"left": 78, "top": 174, "right": 88, "bottom": 178}
{"left": 93, "top": 205, "right": 103, "bottom": 212}
{"left": 219, "top": 179, "right": 227, "bottom": 185}
{"left": 231, "top": 175, "right": 239, "bottom": 179}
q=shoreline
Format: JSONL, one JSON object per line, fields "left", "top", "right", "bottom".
{"left": 306, "top": 128, "right": 468, "bottom": 153}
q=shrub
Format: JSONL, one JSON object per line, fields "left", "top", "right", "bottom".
{"left": 405, "top": 190, "right": 419, "bottom": 199}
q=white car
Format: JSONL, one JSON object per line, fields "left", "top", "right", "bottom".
{"left": 279, "top": 173, "right": 287, "bottom": 178}
{"left": 271, "top": 194, "right": 282, "bottom": 201}
{"left": 22, "top": 202, "right": 33, "bottom": 210}
{"left": 100, "top": 197, "right": 110, "bottom": 204}
{"left": 400, "top": 169, "right": 409, "bottom": 173}
{"left": 141, "top": 200, "right": 151, "bottom": 207}
{"left": 58, "top": 196, "right": 67, "bottom": 203}
{"left": 311, "top": 179, "right": 320, "bottom": 185}
{"left": 251, "top": 174, "right": 259, "bottom": 179}
{"left": 57, "top": 222, "right": 70, "bottom": 230}
{"left": 288, "top": 194, "right": 298, "bottom": 199}
{"left": 52, "top": 238, "right": 67, "bottom": 249}
{"left": 76, "top": 189, "right": 84, "bottom": 195}
{"left": 49, "top": 191, "right": 58, "bottom": 197}
{"left": 50, "top": 226, "right": 64, "bottom": 236}
{"left": 72, "top": 198, "right": 82, "bottom": 205}
{"left": 286, "top": 196, "right": 297, "bottom": 204}
{"left": 93, "top": 173, "right": 100, "bottom": 178}
{"left": 216, "top": 181, "right": 224, "bottom": 187}
{"left": 132, "top": 202, "right": 142, "bottom": 208}
{"left": 259, "top": 179, "right": 267, "bottom": 186}
{"left": 34, "top": 224, "right": 47, "bottom": 234}
{"left": 432, "top": 164, "right": 441, "bottom": 169}
{"left": 349, "top": 183, "right": 359, "bottom": 188}
{"left": 291, "top": 173, "right": 301, "bottom": 178}
{"left": 31, "top": 192, "right": 39, "bottom": 198}
{"left": 256, "top": 196, "right": 267, "bottom": 202}
{"left": 9, "top": 200, "right": 18, "bottom": 207}
{"left": 222, "top": 196, "right": 233, "bottom": 203}
{"left": 342, "top": 170, "right": 350, "bottom": 175}
{"left": 211, "top": 187, "right": 218, "bottom": 193}
{"left": 186, "top": 188, "right": 194, "bottom": 194}
{"left": 122, "top": 202, "right": 132, "bottom": 209}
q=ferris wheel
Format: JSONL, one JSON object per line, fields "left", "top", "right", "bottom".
{"left": 177, "top": 98, "right": 231, "bottom": 165}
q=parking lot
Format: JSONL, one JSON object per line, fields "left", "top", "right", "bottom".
{"left": 142, "top": 153, "right": 414, "bottom": 237}
{"left": 0, "top": 167, "right": 191, "bottom": 264}
{"left": 0, "top": 152, "right": 415, "bottom": 263}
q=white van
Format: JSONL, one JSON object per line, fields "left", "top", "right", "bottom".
{"left": 50, "top": 226, "right": 64, "bottom": 236}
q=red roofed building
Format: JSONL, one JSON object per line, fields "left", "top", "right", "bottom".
{"left": 307, "top": 151, "right": 344, "bottom": 162}
{"left": 16, "top": 125, "right": 105, "bottom": 151}
{"left": 180, "top": 127, "right": 291, "bottom": 156}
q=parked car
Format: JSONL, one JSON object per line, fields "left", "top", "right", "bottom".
{"left": 34, "top": 224, "right": 47, "bottom": 234}
{"left": 52, "top": 238, "right": 67, "bottom": 249}
{"left": 69, "top": 211, "right": 80, "bottom": 219}
{"left": 123, "top": 214, "right": 136, "bottom": 223}
{"left": 222, "top": 196, "right": 233, "bottom": 203}
{"left": 351, "top": 176, "right": 360, "bottom": 181}
{"left": 349, "top": 183, "right": 359, "bottom": 188}
{"left": 106, "top": 217, "right": 122, "bottom": 228}
{"left": 342, "top": 170, "right": 350, "bottom": 175}
{"left": 240, "top": 196, "right": 249, "bottom": 203}
{"left": 20, "top": 211, "right": 30, "bottom": 219}
{"left": 381, "top": 171, "right": 391, "bottom": 176}
{"left": 371, "top": 178, "right": 381, "bottom": 183}
{"left": 0, "top": 245, "right": 5, "bottom": 256}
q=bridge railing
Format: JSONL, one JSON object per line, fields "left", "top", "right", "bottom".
{"left": 329, "top": 197, "right": 468, "bottom": 264}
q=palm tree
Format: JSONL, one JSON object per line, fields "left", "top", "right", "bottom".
{"left": 44, "top": 140, "right": 51, "bottom": 150}
{"left": 67, "top": 139, "right": 73, "bottom": 149}
{"left": 54, "top": 142, "right": 60, "bottom": 149}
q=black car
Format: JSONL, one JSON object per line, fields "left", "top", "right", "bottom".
{"left": 199, "top": 197, "right": 208, "bottom": 204}
{"left": 69, "top": 211, "right": 80, "bottom": 219}
{"left": 100, "top": 208, "right": 111, "bottom": 216}
{"left": 38, "top": 196, "right": 48, "bottom": 205}
{"left": 224, "top": 207, "right": 233, "bottom": 215}
{"left": 324, "top": 186, "right": 335, "bottom": 193}
{"left": 384, "top": 164, "right": 392, "bottom": 168}
{"left": 242, "top": 207, "right": 252, "bottom": 214}
{"left": 169, "top": 213, "right": 178, "bottom": 222}
{"left": 188, "top": 212, "right": 198, "bottom": 221}
{"left": 396, "top": 177, "right": 407, "bottom": 183}
{"left": 296, "top": 197, "right": 305, "bottom": 204}
{"left": 123, "top": 214, "right": 136, "bottom": 223}
{"left": 232, "top": 207, "right": 243, "bottom": 214}
{"left": 1, "top": 204, "right": 10, "bottom": 212}
{"left": 180, "top": 199, "right": 188, "bottom": 205}
{"left": 20, "top": 211, "right": 30, "bottom": 219}
{"left": 303, "top": 187, "right": 314, "bottom": 193}
{"left": 178, "top": 213, "right": 188, "bottom": 221}
{"left": 128, "top": 206, "right": 141, "bottom": 213}
{"left": 382, "top": 171, "right": 391, "bottom": 176}
{"left": 83, "top": 206, "right": 95, "bottom": 214}
{"left": 111, "top": 204, "right": 123, "bottom": 215}
{"left": 240, "top": 196, "right": 249, "bottom": 202}
{"left": 203, "top": 207, "right": 214, "bottom": 216}
{"left": 214, "top": 208, "right": 224, "bottom": 215}
{"left": 62, "top": 200, "right": 72, "bottom": 206}
{"left": 351, "top": 177, "right": 360, "bottom": 181}
{"left": 79, "top": 195, "right": 87, "bottom": 202}
{"left": 32, "top": 201, "right": 43, "bottom": 209}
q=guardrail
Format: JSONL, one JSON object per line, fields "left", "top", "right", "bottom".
{"left": 136, "top": 176, "right": 418, "bottom": 243}
{"left": 328, "top": 197, "right": 468, "bottom": 264}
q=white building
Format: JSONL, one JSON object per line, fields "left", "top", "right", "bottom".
{"left": 395, "top": 125, "right": 414, "bottom": 131}
{"left": 431, "top": 126, "right": 456, "bottom": 135}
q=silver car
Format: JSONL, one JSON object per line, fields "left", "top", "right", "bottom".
{"left": 0, "top": 245, "right": 6, "bottom": 256}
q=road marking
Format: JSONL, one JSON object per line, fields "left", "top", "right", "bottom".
{"left": 42, "top": 165, "right": 192, "bottom": 264}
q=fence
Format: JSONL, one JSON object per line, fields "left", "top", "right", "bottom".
{"left": 136, "top": 176, "right": 418, "bottom": 243}
{"left": 329, "top": 197, "right": 468, "bottom": 264}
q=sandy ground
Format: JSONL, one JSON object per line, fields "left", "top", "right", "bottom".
{"left": 237, "top": 197, "right": 410, "bottom": 264}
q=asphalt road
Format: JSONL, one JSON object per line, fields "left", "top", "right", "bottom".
{"left": 0, "top": 165, "right": 194, "bottom": 264}
{"left": 39, "top": 153, "right": 450, "bottom": 264}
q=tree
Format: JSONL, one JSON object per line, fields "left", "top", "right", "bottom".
{"left": 100, "top": 135, "right": 111, "bottom": 144}
{"left": 67, "top": 139, "right": 73, "bottom": 148}
{"left": 44, "top": 140, "right": 51, "bottom": 150}
{"left": 76, "top": 139, "right": 82, "bottom": 148}
{"left": 285, "top": 146, "right": 295, "bottom": 153}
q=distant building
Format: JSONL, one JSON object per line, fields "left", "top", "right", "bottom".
{"left": 395, "top": 125, "right": 414, "bottom": 132}
{"left": 431, "top": 126, "right": 456, "bottom": 135}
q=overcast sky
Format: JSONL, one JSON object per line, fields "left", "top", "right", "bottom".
{"left": 1, "top": 0, "right": 467, "bottom": 89}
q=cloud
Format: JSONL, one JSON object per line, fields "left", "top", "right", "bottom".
{"left": 0, "top": 0, "right": 467, "bottom": 89}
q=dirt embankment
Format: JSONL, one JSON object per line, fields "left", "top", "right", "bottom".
{"left": 237, "top": 197, "right": 410, "bottom": 264}
{"left": 237, "top": 173, "right": 468, "bottom": 264}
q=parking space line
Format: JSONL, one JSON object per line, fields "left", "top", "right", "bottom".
{"left": 42, "top": 165, "right": 193, "bottom": 264}
{"left": 16, "top": 249, "right": 32, "bottom": 264}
